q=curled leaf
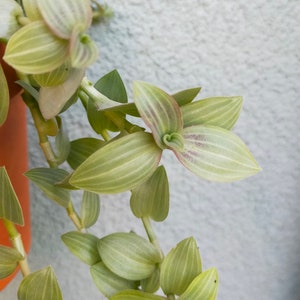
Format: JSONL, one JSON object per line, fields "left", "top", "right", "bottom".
{"left": 174, "top": 125, "right": 261, "bottom": 182}
{"left": 133, "top": 81, "right": 183, "bottom": 149}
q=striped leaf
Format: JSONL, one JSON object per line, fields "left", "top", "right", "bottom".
{"left": 133, "top": 81, "right": 183, "bottom": 150}
{"left": 55, "top": 117, "right": 70, "bottom": 165}
{"left": 69, "top": 132, "right": 162, "bottom": 194}
{"left": 0, "top": 167, "right": 24, "bottom": 225}
{"left": 61, "top": 231, "right": 100, "bottom": 265}
{"left": 38, "top": 67, "right": 84, "bottom": 119}
{"left": 25, "top": 168, "right": 70, "bottom": 207}
{"left": 111, "top": 290, "right": 165, "bottom": 300}
{"left": 179, "top": 268, "right": 218, "bottom": 300}
{"left": 67, "top": 137, "right": 104, "bottom": 170}
{"left": 4, "top": 21, "right": 69, "bottom": 74}
{"left": 98, "top": 232, "right": 162, "bottom": 281}
{"left": 80, "top": 191, "right": 100, "bottom": 228}
{"left": 160, "top": 237, "right": 202, "bottom": 295}
{"left": 18, "top": 266, "right": 63, "bottom": 300}
{"left": 172, "top": 87, "right": 201, "bottom": 106}
{"left": 0, "top": 65, "right": 9, "bottom": 126}
{"left": 70, "top": 31, "right": 98, "bottom": 68}
{"left": 182, "top": 96, "right": 243, "bottom": 130}
{"left": 22, "top": 0, "right": 42, "bottom": 21}
{"left": 174, "top": 125, "right": 261, "bottom": 182}
{"left": 130, "top": 165, "right": 169, "bottom": 222}
{"left": 91, "top": 262, "right": 139, "bottom": 298}
{"left": 38, "top": 0, "right": 92, "bottom": 39}
{"left": 0, "top": 245, "right": 23, "bottom": 279}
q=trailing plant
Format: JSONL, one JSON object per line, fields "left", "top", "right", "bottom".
{"left": 0, "top": 0, "right": 261, "bottom": 299}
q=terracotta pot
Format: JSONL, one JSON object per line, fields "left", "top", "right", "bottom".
{"left": 0, "top": 44, "right": 31, "bottom": 290}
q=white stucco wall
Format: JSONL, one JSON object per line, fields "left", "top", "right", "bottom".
{"left": 3, "top": 1, "right": 300, "bottom": 299}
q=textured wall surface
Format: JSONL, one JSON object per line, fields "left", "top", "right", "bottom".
{"left": 3, "top": 1, "right": 300, "bottom": 299}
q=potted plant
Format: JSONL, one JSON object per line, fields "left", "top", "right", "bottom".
{"left": 0, "top": 1, "right": 261, "bottom": 299}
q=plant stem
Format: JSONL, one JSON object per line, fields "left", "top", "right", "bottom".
{"left": 2, "top": 219, "right": 30, "bottom": 277}
{"left": 141, "top": 217, "right": 164, "bottom": 260}
{"left": 66, "top": 202, "right": 84, "bottom": 232}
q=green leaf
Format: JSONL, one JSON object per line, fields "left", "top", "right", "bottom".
{"left": 25, "top": 168, "right": 70, "bottom": 207}
{"left": 4, "top": 21, "right": 69, "bottom": 74}
{"left": 38, "top": 68, "right": 84, "bottom": 119}
{"left": 80, "top": 191, "right": 100, "bottom": 228}
{"left": 55, "top": 117, "right": 70, "bottom": 165}
{"left": 18, "top": 266, "right": 63, "bottom": 300}
{"left": 94, "top": 70, "right": 128, "bottom": 103}
{"left": 61, "top": 231, "right": 100, "bottom": 265}
{"left": 0, "top": 245, "right": 23, "bottom": 279}
{"left": 141, "top": 266, "right": 160, "bottom": 293}
{"left": 179, "top": 268, "right": 218, "bottom": 300}
{"left": 0, "top": 65, "right": 9, "bottom": 126}
{"left": 172, "top": 87, "right": 201, "bottom": 106}
{"left": 160, "top": 237, "right": 202, "bottom": 296}
{"left": 67, "top": 137, "right": 104, "bottom": 169}
{"left": 70, "top": 31, "right": 98, "bottom": 68}
{"left": 133, "top": 81, "right": 183, "bottom": 150}
{"left": 111, "top": 290, "right": 165, "bottom": 300}
{"left": 69, "top": 132, "right": 162, "bottom": 194}
{"left": 130, "top": 166, "right": 169, "bottom": 221}
{"left": 16, "top": 80, "right": 39, "bottom": 100}
{"left": 38, "top": 0, "right": 92, "bottom": 39}
{"left": 181, "top": 96, "right": 243, "bottom": 130}
{"left": 91, "top": 262, "right": 139, "bottom": 298}
{"left": 174, "top": 125, "right": 261, "bottom": 182}
{"left": 98, "top": 232, "right": 162, "bottom": 281}
{"left": 0, "top": 167, "right": 24, "bottom": 225}
{"left": 22, "top": 0, "right": 43, "bottom": 21}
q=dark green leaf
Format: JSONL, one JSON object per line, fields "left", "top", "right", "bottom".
{"left": 67, "top": 137, "right": 104, "bottom": 170}
{"left": 0, "top": 245, "right": 23, "bottom": 279}
{"left": 172, "top": 87, "right": 201, "bottom": 106}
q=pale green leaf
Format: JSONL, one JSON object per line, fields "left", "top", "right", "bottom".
{"left": 80, "top": 191, "right": 100, "bottom": 228}
{"left": 133, "top": 81, "right": 183, "bottom": 150}
{"left": 160, "top": 237, "right": 202, "bottom": 296}
{"left": 38, "top": 0, "right": 92, "bottom": 39}
{"left": 0, "top": 245, "right": 23, "bottom": 279}
{"left": 55, "top": 117, "right": 70, "bottom": 165}
{"left": 33, "top": 61, "right": 71, "bottom": 87}
{"left": 172, "top": 87, "right": 201, "bottom": 106}
{"left": 70, "top": 31, "right": 98, "bottom": 68}
{"left": 18, "top": 266, "right": 63, "bottom": 300}
{"left": 22, "top": 0, "right": 42, "bottom": 21}
{"left": 16, "top": 80, "right": 39, "bottom": 100}
{"left": 0, "top": 65, "right": 9, "bottom": 126}
{"left": 111, "top": 290, "right": 165, "bottom": 300}
{"left": 38, "top": 68, "right": 84, "bottom": 120}
{"left": 4, "top": 21, "right": 69, "bottom": 74}
{"left": 98, "top": 232, "right": 162, "bottom": 281}
{"left": 0, "top": 0, "right": 23, "bottom": 40}
{"left": 130, "top": 166, "right": 169, "bottom": 221}
{"left": 174, "top": 125, "right": 261, "bottom": 182}
{"left": 179, "top": 268, "right": 218, "bottom": 300}
{"left": 25, "top": 168, "right": 70, "bottom": 207}
{"left": 61, "top": 231, "right": 100, "bottom": 265}
{"left": 182, "top": 96, "right": 243, "bottom": 130}
{"left": 69, "top": 132, "right": 162, "bottom": 194}
{"left": 141, "top": 266, "right": 160, "bottom": 293}
{"left": 0, "top": 167, "right": 24, "bottom": 225}
{"left": 67, "top": 137, "right": 104, "bottom": 170}
{"left": 91, "top": 262, "right": 139, "bottom": 298}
